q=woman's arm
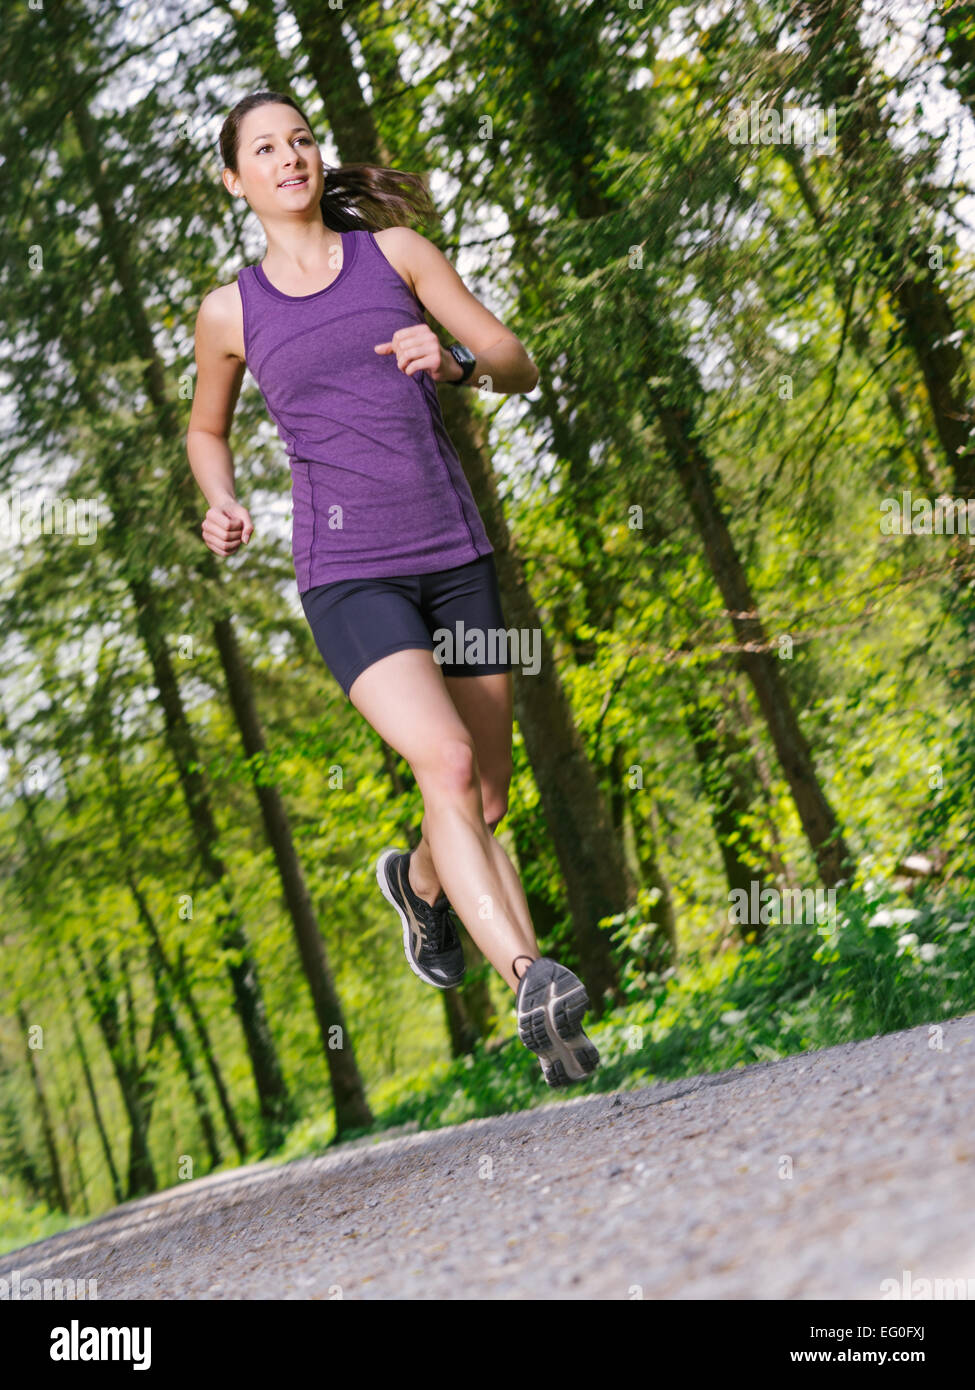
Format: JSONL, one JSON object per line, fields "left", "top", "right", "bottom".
{"left": 186, "top": 289, "right": 254, "bottom": 554}
{"left": 378, "top": 227, "right": 539, "bottom": 395}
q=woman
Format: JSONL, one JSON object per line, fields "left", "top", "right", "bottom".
{"left": 186, "top": 90, "right": 598, "bottom": 1088}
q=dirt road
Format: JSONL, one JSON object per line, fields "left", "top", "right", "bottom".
{"left": 3, "top": 1012, "right": 974, "bottom": 1299}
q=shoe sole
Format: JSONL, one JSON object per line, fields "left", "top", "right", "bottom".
{"left": 375, "top": 847, "right": 463, "bottom": 990}
{"left": 517, "top": 959, "right": 600, "bottom": 1086}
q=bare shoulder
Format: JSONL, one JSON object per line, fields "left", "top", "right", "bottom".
{"left": 196, "top": 280, "right": 245, "bottom": 364}
{"left": 370, "top": 225, "right": 431, "bottom": 299}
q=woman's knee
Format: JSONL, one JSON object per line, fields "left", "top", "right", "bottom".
{"left": 416, "top": 735, "right": 479, "bottom": 805}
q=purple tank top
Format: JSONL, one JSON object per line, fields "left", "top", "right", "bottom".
{"left": 236, "top": 228, "right": 494, "bottom": 592}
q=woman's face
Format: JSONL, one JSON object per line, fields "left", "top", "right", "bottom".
{"left": 224, "top": 102, "right": 323, "bottom": 215}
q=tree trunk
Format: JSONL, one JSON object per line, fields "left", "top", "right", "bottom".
{"left": 84, "top": 685, "right": 252, "bottom": 1165}
{"left": 626, "top": 797, "right": 679, "bottom": 966}
{"left": 212, "top": 617, "right": 373, "bottom": 1131}
{"left": 4, "top": 719, "right": 161, "bottom": 1200}
{"left": 145, "top": 926, "right": 249, "bottom": 1164}
{"left": 83, "top": 682, "right": 251, "bottom": 1165}
{"left": 0, "top": 1049, "right": 50, "bottom": 1202}
{"left": 14, "top": 1002, "right": 69, "bottom": 1212}
{"left": 125, "top": 575, "right": 294, "bottom": 1141}
{"left": 778, "top": 142, "right": 944, "bottom": 492}
{"left": 680, "top": 684, "right": 784, "bottom": 940}
{"left": 609, "top": 743, "right": 678, "bottom": 967}
{"left": 730, "top": 679, "right": 796, "bottom": 890}
{"left": 69, "top": 941, "right": 158, "bottom": 1200}
{"left": 56, "top": 1077, "right": 90, "bottom": 1216}
{"left": 508, "top": 809, "right": 568, "bottom": 946}
{"left": 648, "top": 381, "right": 853, "bottom": 887}
{"left": 125, "top": 874, "right": 223, "bottom": 1169}
{"left": 798, "top": 0, "right": 975, "bottom": 491}
{"left": 54, "top": 959, "right": 124, "bottom": 1205}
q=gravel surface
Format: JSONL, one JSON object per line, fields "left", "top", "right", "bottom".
{"left": 4, "top": 1013, "right": 975, "bottom": 1299}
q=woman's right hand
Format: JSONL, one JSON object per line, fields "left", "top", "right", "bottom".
{"left": 201, "top": 501, "right": 254, "bottom": 556}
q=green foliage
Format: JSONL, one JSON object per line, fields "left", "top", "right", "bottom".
{"left": 0, "top": 1187, "right": 89, "bottom": 1260}
{"left": 261, "top": 877, "right": 975, "bottom": 1167}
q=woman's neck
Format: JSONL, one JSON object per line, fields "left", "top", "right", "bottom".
{"left": 261, "top": 221, "right": 342, "bottom": 276}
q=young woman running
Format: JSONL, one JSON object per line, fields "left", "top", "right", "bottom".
{"left": 186, "top": 90, "right": 599, "bottom": 1087}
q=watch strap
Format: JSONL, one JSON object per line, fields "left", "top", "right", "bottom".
{"left": 447, "top": 343, "right": 476, "bottom": 385}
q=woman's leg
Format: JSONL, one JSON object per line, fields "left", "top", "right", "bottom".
{"left": 407, "top": 670, "right": 538, "bottom": 960}
{"left": 350, "top": 648, "right": 536, "bottom": 991}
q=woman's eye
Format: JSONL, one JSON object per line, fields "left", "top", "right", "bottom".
{"left": 257, "top": 138, "right": 310, "bottom": 153}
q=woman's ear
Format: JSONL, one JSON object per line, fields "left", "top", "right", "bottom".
{"left": 221, "top": 169, "right": 245, "bottom": 199}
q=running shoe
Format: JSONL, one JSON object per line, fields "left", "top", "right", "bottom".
{"left": 515, "top": 957, "right": 600, "bottom": 1086}
{"left": 375, "top": 847, "right": 466, "bottom": 989}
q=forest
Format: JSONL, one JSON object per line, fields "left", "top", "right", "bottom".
{"left": 1, "top": 0, "right": 974, "bottom": 1254}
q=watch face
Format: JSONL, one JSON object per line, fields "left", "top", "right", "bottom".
{"left": 454, "top": 345, "right": 475, "bottom": 367}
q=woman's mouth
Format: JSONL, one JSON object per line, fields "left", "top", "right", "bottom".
{"left": 279, "top": 176, "right": 308, "bottom": 189}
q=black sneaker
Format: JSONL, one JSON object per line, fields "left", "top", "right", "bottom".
{"left": 515, "top": 957, "right": 600, "bottom": 1086}
{"left": 376, "top": 847, "right": 466, "bottom": 989}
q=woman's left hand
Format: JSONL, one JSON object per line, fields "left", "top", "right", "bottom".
{"left": 374, "top": 324, "right": 460, "bottom": 382}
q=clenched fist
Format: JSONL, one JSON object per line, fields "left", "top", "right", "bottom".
{"left": 374, "top": 324, "right": 461, "bottom": 382}
{"left": 201, "top": 501, "right": 254, "bottom": 556}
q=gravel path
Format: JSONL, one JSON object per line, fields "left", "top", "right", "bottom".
{"left": 4, "top": 1013, "right": 975, "bottom": 1299}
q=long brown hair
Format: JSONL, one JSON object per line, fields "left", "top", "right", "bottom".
{"left": 219, "top": 90, "right": 437, "bottom": 231}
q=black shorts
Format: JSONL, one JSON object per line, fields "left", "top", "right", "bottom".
{"left": 300, "top": 553, "right": 516, "bottom": 699}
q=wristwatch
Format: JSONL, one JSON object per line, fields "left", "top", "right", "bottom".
{"left": 446, "top": 343, "right": 476, "bottom": 385}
